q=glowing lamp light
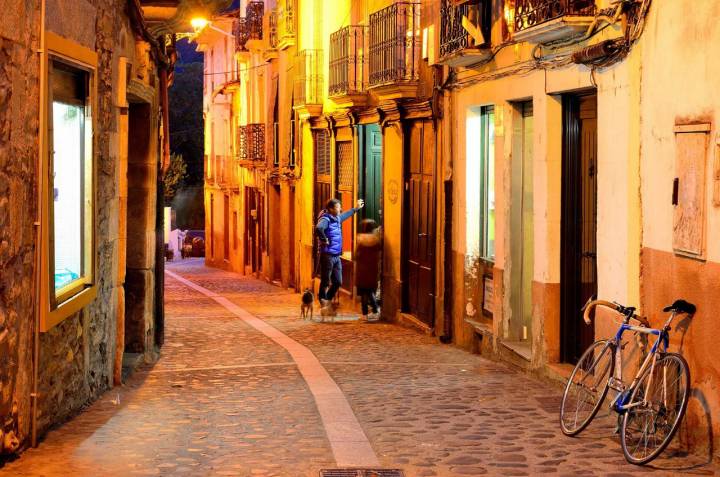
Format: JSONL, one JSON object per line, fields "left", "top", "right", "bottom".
{"left": 191, "top": 17, "right": 209, "bottom": 33}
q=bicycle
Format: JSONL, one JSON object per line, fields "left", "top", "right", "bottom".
{"left": 559, "top": 297, "right": 696, "bottom": 465}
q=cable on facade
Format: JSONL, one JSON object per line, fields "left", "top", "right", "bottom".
{"left": 204, "top": 62, "right": 269, "bottom": 75}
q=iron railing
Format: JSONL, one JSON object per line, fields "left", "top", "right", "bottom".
{"left": 368, "top": 1, "right": 421, "bottom": 87}
{"left": 329, "top": 25, "right": 368, "bottom": 97}
{"left": 277, "top": 0, "right": 295, "bottom": 48}
{"left": 268, "top": 9, "right": 278, "bottom": 50}
{"left": 294, "top": 49, "right": 323, "bottom": 107}
{"left": 234, "top": 1, "right": 264, "bottom": 51}
{"left": 439, "top": 0, "right": 491, "bottom": 58}
{"left": 514, "top": 0, "right": 595, "bottom": 32}
{"left": 238, "top": 124, "right": 265, "bottom": 162}
{"left": 234, "top": 17, "right": 249, "bottom": 51}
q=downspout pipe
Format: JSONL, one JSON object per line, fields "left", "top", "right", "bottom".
{"left": 32, "top": 0, "right": 47, "bottom": 449}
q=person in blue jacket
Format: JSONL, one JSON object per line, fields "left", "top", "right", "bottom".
{"left": 316, "top": 197, "right": 364, "bottom": 311}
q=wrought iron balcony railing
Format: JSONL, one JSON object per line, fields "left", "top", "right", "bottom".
{"left": 277, "top": 0, "right": 295, "bottom": 49}
{"left": 329, "top": 25, "right": 368, "bottom": 98}
{"left": 238, "top": 124, "right": 266, "bottom": 162}
{"left": 439, "top": 0, "right": 491, "bottom": 62}
{"left": 514, "top": 0, "right": 595, "bottom": 33}
{"left": 234, "top": 1, "right": 264, "bottom": 52}
{"left": 234, "top": 17, "right": 249, "bottom": 51}
{"left": 294, "top": 49, "right": 323, "bottom": 109}
{"left": 368, "top": 1, "right": 421, "bottom": 88}
{"left": 268, "top": 9, "right": 278, "bottom": 50}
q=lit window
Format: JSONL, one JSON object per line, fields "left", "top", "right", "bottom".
{"left": 466, "top": 105, "right": 495, "bottom": 261}
{"left": 50, "top": 61, "right": 93, "bottom": 302}
{"left": 481, "top": 106, "right": 495, "bottom": 260}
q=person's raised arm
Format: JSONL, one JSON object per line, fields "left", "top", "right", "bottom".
{"left": 339, "top": 199, "right": 365, "bottom": 223}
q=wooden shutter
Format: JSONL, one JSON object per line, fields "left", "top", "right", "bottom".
{"left": 673, "top": 123, "right": 710, "bottom": 258}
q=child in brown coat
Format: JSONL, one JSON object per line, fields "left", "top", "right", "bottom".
{"left": 355, "top": 219, "right": 382, "bottom": 321}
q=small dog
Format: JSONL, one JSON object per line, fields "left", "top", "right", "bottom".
{"left": 301, "top": 288, "right": 314, "bottom": 320}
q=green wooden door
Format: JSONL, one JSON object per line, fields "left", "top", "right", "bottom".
{"left": 360, "top": 124, "right": 383, "bottom": 224}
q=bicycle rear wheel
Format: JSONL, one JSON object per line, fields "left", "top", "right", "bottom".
{"left": 620, "top": 352, "right": 690, "bottom": 465}
{"left": 560, "top": 340, "right": 615, "bottom": 436}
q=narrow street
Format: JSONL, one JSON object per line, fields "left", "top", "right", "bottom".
{"left": 1, "top": 260, "right": 715, "bottom": 477}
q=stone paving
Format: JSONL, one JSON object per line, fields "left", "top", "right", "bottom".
{"left": 1, "top": 259, "right": 717, "bottom": 476}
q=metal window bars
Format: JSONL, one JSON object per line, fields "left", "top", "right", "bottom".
{"left": 368, "top": 1, "right": 421, "bottom": 87}
{"left": 294, "top": 49, "right": 324, "bottom": 107}
{"left": 329, "top": 25, "right": 368, "bottom": 97}
{"left": 439, "top": 0, "right": 491, "bottom": 59}
{"left": 277, "top": 0, "right": 296, "bottom": 48}
{"left": 514, "top": 0, "right": 595, "bottom": 32}
{"left": 234, "top": 1, "right": 264, "bottom": 52}
{"left": 268, "top": 9, "right": 278, "bottom": 50}
{"left": 238, "top": 124, "right": 265, "bottom": 162}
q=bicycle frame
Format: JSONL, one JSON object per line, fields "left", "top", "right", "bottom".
{"left": 607, "top": 311, "right": 677, "bottom": 413}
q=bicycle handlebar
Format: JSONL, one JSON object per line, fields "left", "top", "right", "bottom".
{"left": 582, "top": 299, "right": 651, "bottom": 328}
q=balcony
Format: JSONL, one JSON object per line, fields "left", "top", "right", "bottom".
{"left": 277, "top": 0, "right": 295, "bottom": 50}
{"left": 263, "top": 10, "right": 279, "bottom": 61}
{"left": 234, "top": 1, "right": 263, "bottom": 54}
{"left": 293, "top": 49, "right": 323, "bottom": 117}
{"left": 513, "top": 0, "right": 596, "bottom": 44}
{"left": 368, "top": 1, "right": 421, "bottom": 100}
{"left": 329, "top": 25, "right": 368, "bottom": 108}
{"left": 238, "top": 124, "right": 266, "bottom": 166}
{"left": 438, "top": 0, "right": 492, "bottom": 68}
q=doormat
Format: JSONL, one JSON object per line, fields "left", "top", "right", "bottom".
{"left": 319, "top": 470, "right": 404, "bottom": 477}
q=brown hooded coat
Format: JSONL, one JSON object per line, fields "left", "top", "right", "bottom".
{"left": 354, "top": 231, "right": 382, "bottom": 289}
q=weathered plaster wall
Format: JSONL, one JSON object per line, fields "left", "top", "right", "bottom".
{"left": 0, "top": 0, "right": 42, "bottom": 451}
{"left": 638, "top": 0, "right": 720, "bottom": 455}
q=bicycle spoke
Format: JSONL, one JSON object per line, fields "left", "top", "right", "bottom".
{"left": 560, "top": 341, "right": 614, "bottom": 435}
{"left": 622, "top": 353, "right": 690, "bottom": 464}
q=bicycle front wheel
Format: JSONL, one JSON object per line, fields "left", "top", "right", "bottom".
{"left": 560, "top": 340, "right": 615, "bottom": 436}
{"left": 621, "top": 352, "right": 690, "bottom": 465}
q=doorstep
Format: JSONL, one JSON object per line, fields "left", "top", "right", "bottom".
{"left": 397, "top": 313, "right": 433, "bottom": 335}
{"left": 500, "top": 339, "right": 532, "bottom": 361}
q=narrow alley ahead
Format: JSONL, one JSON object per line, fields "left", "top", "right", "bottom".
{"left": 1, "top": 260, "right": 714, "bottom": 477}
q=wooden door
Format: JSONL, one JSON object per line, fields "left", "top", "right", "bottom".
{"left": 561, "top": 94, "right": 597, "bottom": 364}
{"left": 404, "top": 120, "right": 436, "bottom": 326}
{"left": 360, "top": 124, "right": 383, "bottom": 224}
{"left": 244, "top": 187, "right": 258, "bottom": 272}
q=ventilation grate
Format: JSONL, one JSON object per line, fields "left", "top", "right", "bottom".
{"left": 320, "top": 469, "right": 404, "bottom": 477}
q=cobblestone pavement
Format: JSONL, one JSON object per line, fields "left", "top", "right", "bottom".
{"left": 2, "top": 259, "right": 717, "bottom": 477}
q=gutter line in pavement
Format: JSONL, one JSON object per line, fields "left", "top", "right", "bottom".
{"left": 165, "top": 269, "right": 381, "bottom": 468}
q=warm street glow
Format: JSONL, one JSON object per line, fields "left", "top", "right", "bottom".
{"left": 190, "top": 17, "right": 209, "bottom": 33}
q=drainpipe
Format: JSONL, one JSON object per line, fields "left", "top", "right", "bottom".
{"left": 31, "top": 0, "right": 47, "bottom": 449}
{"left": 435, "top": 65, "right": 454, "bottom": 344}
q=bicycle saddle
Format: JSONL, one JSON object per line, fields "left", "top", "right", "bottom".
{"left": 663, "top": 299, "right": 696, "bottom": 315}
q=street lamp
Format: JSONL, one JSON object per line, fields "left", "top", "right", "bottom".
{"left": 190, "top": 17, "right": 234, "bottom": 37}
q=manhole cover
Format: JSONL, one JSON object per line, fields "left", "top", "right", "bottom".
{"left": 319, "top": 470, "right": 404, "bottom": 477}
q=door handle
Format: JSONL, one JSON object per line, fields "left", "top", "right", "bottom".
{"left": 418, "top": 233, "right": 428, "bottom": 238}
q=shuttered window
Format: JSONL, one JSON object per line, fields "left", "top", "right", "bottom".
{"left": 673, "top": 123, "right": 710, "bottom": 258}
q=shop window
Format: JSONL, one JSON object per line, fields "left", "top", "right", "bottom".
{"left": 50, "top": 60, "right": 94, "bottom": 304}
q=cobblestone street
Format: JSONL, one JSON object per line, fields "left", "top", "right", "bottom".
{"left": 1, "top": 260, "right": 717, "bottom": 477}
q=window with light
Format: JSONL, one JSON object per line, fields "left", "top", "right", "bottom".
{"left": 466, "top": 105, "right": 495, "bottom": 261}
{"left": 50, "top": 60, "right": 93, "bottom": 303}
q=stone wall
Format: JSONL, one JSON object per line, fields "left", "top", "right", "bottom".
{"left": 0, "top": 0, "right": 162, "bottom": 451}
{"left": 0, "top": 0, "right": 42, "bottom": 452}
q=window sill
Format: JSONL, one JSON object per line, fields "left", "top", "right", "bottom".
{"left": 41, "top": 285, "right": 97, "bottom": 332}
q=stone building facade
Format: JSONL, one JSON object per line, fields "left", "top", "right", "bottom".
{"left": 0, "top": 0, "right": 172, "bottom": 454}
